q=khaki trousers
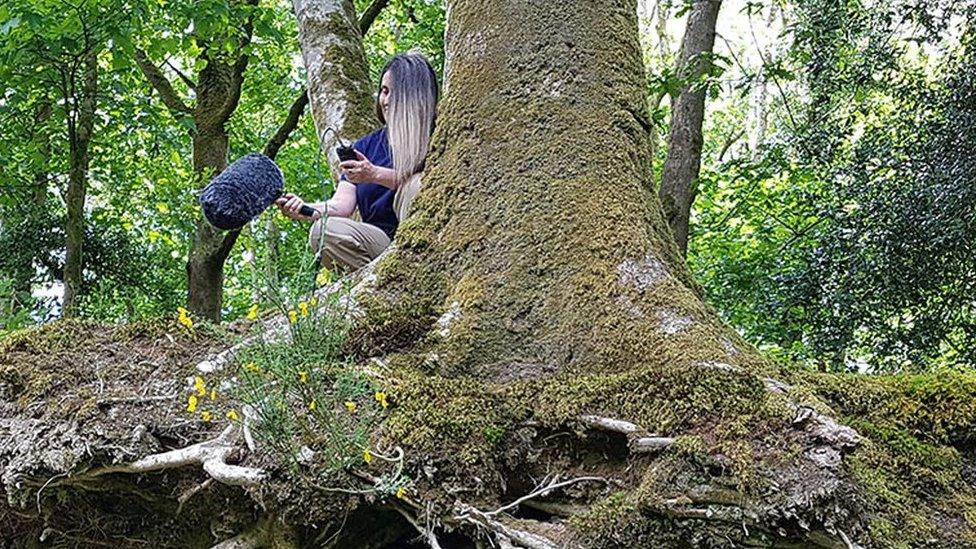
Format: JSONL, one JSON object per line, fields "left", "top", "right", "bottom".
{"left": 309, "top": 174, "right": 422, "bottom": 271}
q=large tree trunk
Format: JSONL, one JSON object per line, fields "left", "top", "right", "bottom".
{"left": 292, "top": 0, "right": 375, "bottom": 178}
{"left": 658, "top": 0, "right": 722, "bottom": 255}
{"left": 62, "top": 48, "right": 98, "bottom": 318}
{"left": 5, "top": 2, "right": 976, "bottom": 548}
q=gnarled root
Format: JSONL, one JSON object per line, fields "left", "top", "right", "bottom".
{"left": 84, "top": 424, "right": 264, "bottom": 487}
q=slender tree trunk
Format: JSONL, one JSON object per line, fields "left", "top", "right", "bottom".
{"left": 292, "top": 0, "right": 375, "bottom": 178}
{"left": 32, "top": 102, "right": 52, "bottom": 207}
{"left": 62, "top": 49, "right": 98, "bottom": 318}
{"left": 182, "top": 0, "right": 257, "bottom": 321}
{"left": 186, "top": 60, "right": 239, "bottom": 321}
{"left": 658, "top": 0, "right": 722, "bottom": 255}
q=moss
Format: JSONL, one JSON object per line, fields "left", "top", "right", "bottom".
{"left": 0, "top": 316, "right": 227, "bottom": 417}
{"left": 783, "top": 370, "right": 976, "bottom": 545}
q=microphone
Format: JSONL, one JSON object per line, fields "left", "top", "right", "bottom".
{"left": 199, "top": 153, "right": 317, "bottom": 231}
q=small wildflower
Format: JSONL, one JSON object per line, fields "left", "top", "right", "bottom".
{"left": 201, "top": 411, "right": 212, "bottom": 422}
{"left": 310, "top": 296, "right": 318, "bottom": 307}
{"left": 186, "top": 394, "right": 198, "bottom": 413}
{"left": 315, "top": 269, "right": 333, "bottom": 287}
{"left": 246, "top": 303, "right": 259, "bottom": 320}
{"left": 396, "top": 486, "right": 406, "bottom": 499}
{"left": 244, "top": 362, "right": 261, "bottom": 374}
{"left": 194, "top": 376, "right": 207, "bottom": 397}
{"left": 298, "top": 301, "right": 309, "bottom": 317}
{"left": 374, "top": 391, "right": 389, "bottom": 409}
{"left": 288, "top": 310, "right": 298, "bottom": 324}
{"left": 344, "top": 400, "right": 357, "bottom": 413}
{"left": 363, "top": 448, "right": 373, "bottom": 464}
{"left": 308, "top": 399, "right": 317, "bottom": 411}
{"left": 226, "top": 409, "right": 240, "bottom": 422}
{"left": 209, "top": 388, "right": 217, "bottom": 401}
{"left": 299, "top": 370, "right": 308, "bottom": 384}
{"left": 177, "top": 307, "right": 194, "bottom": 329}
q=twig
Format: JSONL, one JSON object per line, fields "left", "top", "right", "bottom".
{"left": 96, "top": 394, "right": 175, "bottom": 407}
{"left": 486, "top": 476, "right": 606, "bottom": 517}
{"left": 394, "top": 504, "right": 443, "bottom": 549}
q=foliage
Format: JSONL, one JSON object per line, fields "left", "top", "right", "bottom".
{"left": 223, "top": 264, "right": 410, "bottom": 498}
{"left": 688, "top": 0, "right": 976, "bottom": 371}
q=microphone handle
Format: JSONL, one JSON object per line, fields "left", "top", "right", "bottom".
{"left": 299, "top": 205, "right": 318, "bottom": 218}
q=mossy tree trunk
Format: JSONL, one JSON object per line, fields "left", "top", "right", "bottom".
{"left": 292, "top": 0, "right": 376, "bottom": 179}
{"left": 363, "top": 0, "right": 715, "bottom": 382}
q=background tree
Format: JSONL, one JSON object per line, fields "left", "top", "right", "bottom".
{"left": 658, "top": 0, "right": 723, "bottom": 255}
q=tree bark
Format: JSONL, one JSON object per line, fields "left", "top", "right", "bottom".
{"left": 658, "top": 0, "right": 722, "bottom": 255}
{"left": 62, "top": 48, "right": 98, "bottom": 318}
{"left": 292, "top": 0, "right": 376, "bottom": 179}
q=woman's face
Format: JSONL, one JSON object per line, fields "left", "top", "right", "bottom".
{"left": 379, "top": 71, "right": 393, "bottom": 117}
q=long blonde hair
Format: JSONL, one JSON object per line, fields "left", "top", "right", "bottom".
{"left": 376, "top": 53, "right": 439, "bottom": 185}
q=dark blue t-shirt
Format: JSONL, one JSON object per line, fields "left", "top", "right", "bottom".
{"left": 346, "top": 127, "right": 398, "bottom": 240}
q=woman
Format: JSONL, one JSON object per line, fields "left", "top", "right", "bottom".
{"left": 276, "top": 52, "right": 438, "bottom": 271}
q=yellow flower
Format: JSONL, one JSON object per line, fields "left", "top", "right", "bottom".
{"left": 201, "top": 411, "right": 212, "bottom": 422}
{"left": 310, "top": 296, "right": 318, "bottom": 307}
{"left": 186, "top": 394, "right": 198, "bottom": 413}
{"left": 226, "top": 409, "right": 240, "bottom": 421}
{"left": 363, "top": 448, "right": 373, "bottom": 464}
{"left": 344, "top": 400, "right": 357, "bottom": 413}
{"left": 209, "top": 388, "right": 217, "bottom": 401}
{"left": 374, "top": 391, "right": 389, "bottom": 409}
{"left": 299, "top": 371, "right": 308, "bottom": 384}
{"left": 396, "top": 486, "right": 406, "bottom": 499}
{"left": 246, "top": 304, "right": 259, "bottom": 320}
{"left": 298, "top": 301, "right": 309, "bottom": 317}
{"left": 308, "top": 399, "right": 317, "bottom": 411}
{"left": 288, "top": 310, "right": 297, "bottom": 324}
{"left": 194, "top": 376, "right": 207, "bottom": 397}
{"left": 244, "top": 362, "right": 261, "bottom": 374}
{"left": 315, "top": 269, "right": 332, "bottom": 287}
{"left": 177, "top": 307, "right": 194, "bottom": 329}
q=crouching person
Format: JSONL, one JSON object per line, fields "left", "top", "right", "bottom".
{"left": 275, "top": 52, "right": 438, "bottom": 271}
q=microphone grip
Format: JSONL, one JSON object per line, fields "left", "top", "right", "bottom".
{"left": 299, "top": 205, "right": 318, "bottom": 218}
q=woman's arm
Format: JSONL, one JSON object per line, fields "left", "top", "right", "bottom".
{"left": 274, "top": 181, "right": 357, "bottom": 220}
{"left": 341, "top": 150, "right": 399, "bottom": 190}
{"left": 325, "top": 181, "right": 357, "bottom": 217}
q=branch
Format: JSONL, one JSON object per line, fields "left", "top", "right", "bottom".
{"left": 263, "top": 88, "right": 310, "bottom": 160}
{"left": 453, "top": 506, "right": 560, "bottom": 549}
{"left": 165, "top": 58, "right": 197, "bottom": 91}
{"left": 394, "top": 505, "right": 443, "bottom": 549}
{"left": 133, "top": 48, "right": 193, "bottom": 116}
{"left": 485, "top": 476, "right": 606, "bottom": 517}
{"left": 218, "top": 0, "right": 260, "bottom": 124}
{"left": 358, "top": 0, "right": 390, "bottom": 35}
{"left": 717, "top": 128, "right": 745, "bottom": 162}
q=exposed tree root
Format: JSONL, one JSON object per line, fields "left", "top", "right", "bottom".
{"left": 82, "top": 424, "right": 264, "bottom": 487}
{"left": 579, "top": 415, "right": 675, "bottom": 453}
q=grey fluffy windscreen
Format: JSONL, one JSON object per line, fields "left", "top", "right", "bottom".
{"left": 199, "top": 153, "right": 284, "bottom": 231}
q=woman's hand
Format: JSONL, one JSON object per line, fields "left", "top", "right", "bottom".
{"left": 340, "top": 150, "right": 377, "bottom": 184}
{"left": 274, "top": 192, "right": 322, "bottom": 221}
